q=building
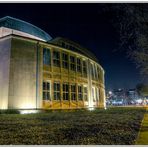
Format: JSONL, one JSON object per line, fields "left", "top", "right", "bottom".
{"left": 127, "top": 89, "right": 139, "bottom": 100}
{"left": 0, "top": 16, "right": 105, "bottom": 110}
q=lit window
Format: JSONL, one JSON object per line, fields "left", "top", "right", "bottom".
{"left": 83, "top": 60, "right": 87, "bottom": 75}
{"left": 83, "top": 86, "right": 88, "bottom": 101}
{"left": 62, "top": 53, "right": 68, "bottom": 69}
{"left": 54, "top": 82, "right": 60, "bottom": 100}
{"left": 71, "top": 84, "right": 76, "bottom": 101}
{"left": 43, "top": 48, "right": 51, "bottom": 65}
{"left": 77, "top": 58, "right": 81, "bottom": 72}
{"left": 70, "top": 56, "right": 76, "bottom": 71}
{"left": 43, "top": 81, "right": 51, "bottom": 100}
{"left": 63, "top": 83, "right": 69, "bottom": 100}
{"left": 53, "top": 51, "right": 60, "bottom": 67}
{"left": 78, "top": 85, "right": 83, "bottom": 101}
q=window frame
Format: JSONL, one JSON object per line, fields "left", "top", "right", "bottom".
{"left": 63, "top": 83, "right": 69, "bottom": 101}
{"left": 95, "top": 87, "right": 99, "bottom": 101}
{"left": 62, "top": 53, "right": 68, "bottom": 69}
{"left": 82, "top": 60, "right": 87, "bottom": 75}
{"left": 70, "top": 55, "right": 76, "bottom": 71}
{"left": 53, "top": 50, "right": 60, "bottom": 67}
{"left": 77, "top": 58, "right": 82, "bottom": 73}
{"left": 53, "top": 82, "right": 60, "bottom": 101}
{"left": 83, "top": 85, "right": 88, "bottom": 101}
{"left": 43, "top": 48, "right": 51, "bottom": 65}
{"left": 71, "top": 84, "right": 76, "bottom": 101}
{"left": 43, "top": 80, "right": 51, "bottom": 101}
{"left": 78, "top": 85, "right": 83, "bottom": 101}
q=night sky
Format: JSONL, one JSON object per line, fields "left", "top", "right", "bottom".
{"left": 0, "top": 3, "right": 142, "bottom": 90}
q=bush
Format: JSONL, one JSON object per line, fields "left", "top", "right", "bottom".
{"left": 0, "top": 109, "right": 20, "bottom": 114}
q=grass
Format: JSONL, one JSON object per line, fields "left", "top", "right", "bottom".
{"left": 0, "top": 107, "right": 146, "bottom": 145}
{"left": 135, "top": 109, "right": 148, "bottom": 145}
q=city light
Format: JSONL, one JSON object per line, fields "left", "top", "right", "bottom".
{"left": 109, "top": 91, "right": 112, "bottom": 95}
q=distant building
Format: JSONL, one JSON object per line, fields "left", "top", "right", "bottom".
{"left": 0, "top": 16, "right": 105, "bottom": 110}
{"left": 127, "top": 89, "right": 139, "bottom": 100}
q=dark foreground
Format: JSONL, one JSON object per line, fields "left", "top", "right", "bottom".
{"left": 0, "top": 107, "right": 146, "bottom": 145}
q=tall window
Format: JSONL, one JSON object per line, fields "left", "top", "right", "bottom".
{"left": 43, "top": 48, "right": 51, "bottom": 65}
{"left": 96, "top": 87, "right": 99, "bottom": 101}
{"left": 77, "top": 58, "right": 81, "bottom": 72}
{"left": 91, "top": 63, "right": 95, "bottom": 79}
{"left": 43, "top": 81, "right": 51, "bottom": 100}
{"left": 83, "top": 60, "right": 87, "bottom": 74}
{"left": 78, "top": 85, "right": 83, "bottom": 101}
{"left": 63, "top": 83, "right": 69, "bottom": 100}
{"left": 62, "top": 53, "right": 68, "bottom": 69}
{"left": 70, "top": 56, "right": 76, "bottom": 71}
{"left": 54, "top": 82, "right": 60, "bottom": 100}
{"left": 97, "top": 66, "right": 100, "bottom": 79}
{"left": 53, "top": 51, "right": 60, "bottom": 67}
{"left": 71, "top": 84, "right": 76, "bottom": 101}
{"left": 94, "top": 65, "right": 98, "bottom": 80}
{"left": 83, "top": 86, "right": 88, "bottom": 101}
{"left": 92, "top": 87, "right": 96, "bottom": 102}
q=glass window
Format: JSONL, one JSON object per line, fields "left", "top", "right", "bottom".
{"left": 83, "top": 60, "right": 87, "bottom": 75}
{"left": 71, "top": 84, "right": 76, "bottom": 101}
{"left": 91, "top": 63, "right": 95, "bottom": 80}
{"left": 62, "top": 53, "right": 68, "bottom": 69}
{"left": 62, "top": 42, "right": 65, "bottom": 48}
{"left": 43, "top": 48, "right": 51, "bottom": 65}
{"left": 43, "top": 81, "right": 51, "bottom": 100}
{"left": 63, "top": 83, "right": 69, "bottom": 100}
{"left": 53, "top": 51, "right": 60, "bottom": 67}
{"left": 54, "top": 82, "right": 60, "bottom": 100}
{"left": 92, "top": 87, "right": 96, "bottom": 102}
{"left": 78, "top": 85, "right": 83, "bottom": 101}
{"left": 83, "top": 86, "right": 88, "bottom": 101}
{"left": 97, "top": 66, "right": 100, "bottom": 79}
{"left": 96, "top": 87, "right": 99, "bottom": 101}
{"left": 77, "top": 58, "right": 81, "bottom": 72}
{"left": 94, "top": 65, "right": 98, "bottom": 80}
{"left": 70, "top": 56, "right": 76, "bottom": 71}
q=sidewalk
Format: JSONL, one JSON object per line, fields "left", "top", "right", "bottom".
{"left": 135, "top": 108, "right": 148, "bottom": 145}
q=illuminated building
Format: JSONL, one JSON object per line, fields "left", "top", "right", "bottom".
{"left": 0, "top": 16, "right": 105, "bottom": 110}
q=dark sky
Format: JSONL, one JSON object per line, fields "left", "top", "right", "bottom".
{"left": 0, "top": 3, "right": 142, "bottom": 90}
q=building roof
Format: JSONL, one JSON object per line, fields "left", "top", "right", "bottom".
{"left": 0, "top": 16, "right": 52, "bottom": 41}
{"left": 50, "top": 37, "right": 99, "bottom": 63}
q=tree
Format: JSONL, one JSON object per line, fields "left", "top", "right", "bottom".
{"left": 105, "top": 4, "right": 148, "bottom": 80}
{"left": 136, "top": 83, "right": 148, "bottom": 97}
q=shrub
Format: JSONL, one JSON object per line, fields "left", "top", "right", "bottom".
{"left": 0, "top": 109, "right": 20, "bottom": 114}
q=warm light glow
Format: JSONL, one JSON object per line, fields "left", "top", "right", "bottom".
{"left": 88, "top": 107, "right": 95, "bottom": 111}
{"left": 19, "top": 110, "right": 39, "bottom": 114}
{"left": 19, "top": 102, "right": 36, "bottom": 109}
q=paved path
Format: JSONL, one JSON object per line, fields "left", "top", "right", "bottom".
{"left": 136, "top": 108, "right": 148, "bottom": 145}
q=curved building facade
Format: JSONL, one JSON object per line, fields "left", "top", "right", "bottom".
{"left": 0, "top": 16, "right": 105, "bottom": 110}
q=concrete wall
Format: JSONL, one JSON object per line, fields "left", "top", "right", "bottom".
{"left": 8, "top": 38, "right": 37, "bottom": 109}
{"left": 0, "top": 38, "right": 11, "bottom": 109}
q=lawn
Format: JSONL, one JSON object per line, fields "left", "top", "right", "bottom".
{"left": 0, "top": 107, "right": 146, "bottom": 145}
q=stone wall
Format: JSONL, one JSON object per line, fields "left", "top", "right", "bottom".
{"left": 0, "top": 37, "right": 11, "bottom": 109}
